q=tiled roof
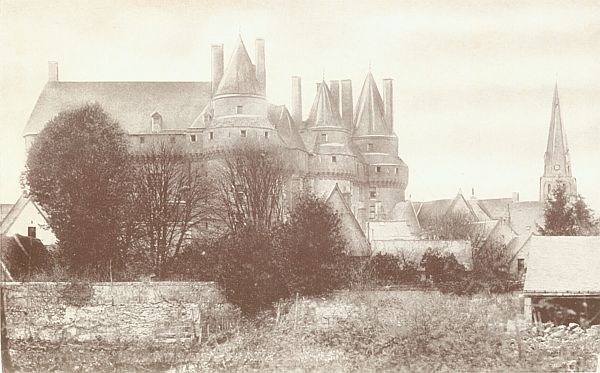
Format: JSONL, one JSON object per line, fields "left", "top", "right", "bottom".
{"left": 477, "top": 198, "right": 513, "bottom": 219}
{"left": 353, "top": 72, "right": 390, "bottom": 137}
{"left": 523, "top": 236, "right": 600, "bottom": 295}
{"left": 23, "top": 81, "right": 211, "bottom": 136}
{"left": 391, "top": 201, "right": 421, "bottom": 233}
{"left": 215, "top": 37, "right": 262, "bottom": 96}
{"left": 415, "top": 198, "right": 454, "bottom": 222}
{"left": 508, "top": 201, "right": 544, "bottom": 236}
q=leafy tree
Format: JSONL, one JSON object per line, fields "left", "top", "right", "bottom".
{"left": 215, "top": 141, "right": 291, "bottom": 232}
{"left": 274, "top": 193, "right": 347, "bottom": 297}
{"left": 24, "top": 103, "right": 131, "bottom": 276}
{"left": 539, "top": 184, "right": 599, "bottom": 236}
{"left": 0, "top": 235, "right": 52, "bottom": 281}
{"left": 131, "top": 141, "right": 214, "bottom": 278}
{"left": 420, "top": 248, "right": 466, "bottom": 283}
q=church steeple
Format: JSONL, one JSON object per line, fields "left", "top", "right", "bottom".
{"left": 540, "top": 84, "right": 577, "bottom": 201}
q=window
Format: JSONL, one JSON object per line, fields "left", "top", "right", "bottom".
{"left": 367, "top": 143, "right": 374, "bottom": 151}
{"left": 190, "top": 134, "right": 197, "bottom": 143}
{"left": 547, "top": 184, "right": 551, "bottom": 194}
{"left": 369, "top": 187, "right": 377, "bottom": 199}
{"left": 331, "top": 155, "right": 337, "bottom": 163}
{"left": 139, "top": 137, "right": 145, "bottom": 144}
{"left": 321, "top": 133, "right": 328, "bottom": 142}
{"left": 264, "top": 131, "right": 269, "bottom": 139}
{"left": 236, "top": 105, "right": 243, "bottom": 114}
{"left": 395, "top": 167, "right": 398, "bottom": 174}
{"left": 517, "top": 258, "right": 525, "bottom": 273}
{"left": 369, "top": 206, "right": 376, "bottom": 219}
{"left": 151, "top": 112, "right": 162, "bottom": 132}
{"left": 209, "top": 132, "right": 214, "bottom": 140}
{"left": 27, "top": 226, "right": 36, "bottom": 238}
{"left": 240, "top": 130, "right": 247, "bottom": 137}
{"left": 376, "top": 166, "right": 382, "bottom": 173}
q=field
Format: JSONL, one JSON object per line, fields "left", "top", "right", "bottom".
{"left": 9, "top": 290, "right": 600, "bottom": 372}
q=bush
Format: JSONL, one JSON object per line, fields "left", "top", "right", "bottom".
{"left": 1, "top": 235, "right": 52, "bottom": 281}
{"left": 420, "top": 248, "right": 466, "bottom": 283}
{"left": 363, "top": 253, "right": 419, "bottom": 286}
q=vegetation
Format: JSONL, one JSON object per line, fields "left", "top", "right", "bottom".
{"left": 9, "top": 291, "right": 600, "bottom": 372}
{"left": 24, "top": 103, "right": 131, "bottom": 277}
{"left": 539, "top": 183, "right": 599, "bottom": 236}
{"left": 0, "top": 235, "right": 52, "bottom": 281}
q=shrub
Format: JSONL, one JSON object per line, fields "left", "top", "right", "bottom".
{"left": 420, "top": 248, "right": 466, "bottom": 283}
{"left": 1, "top": 235, "right": 52, "bottom": 281}
{"left": 364, "top": 253, "right": 419, "bottom": 286}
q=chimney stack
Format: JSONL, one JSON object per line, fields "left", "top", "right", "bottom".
{"left": 329, "top": 80, "right": 340, "bottom": 117}
{"left": 512, "top": 192, "right": 520, "bottom": 203}
{"left": 340, "top": 79, "right": 353, "bottom": 131}
{"left": 383, "top": 79, "right": 393, "bottom": 129}
{"left": 255, "top": 39, "right": 266, "bottom": 95}
{"left": 48, "top": 61, "right": 59, "bottom": 82}
{"left": 291, "top": 76, "right": 302, "bottom": 123}
{"left": 211, "top": 44, "right": 224, "bottom": 94}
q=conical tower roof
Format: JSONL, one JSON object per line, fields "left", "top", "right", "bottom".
{"left": 305, "top": 81, "right": 343, "bottom": 128}
{"left": 215, "top": 36, "right": 262, "bottom": 96}
{"left": 353, "top": 72, "right": 390, "bottom": 136}
{"left": 544, "top": 83, "right": 572, "bottom": 176}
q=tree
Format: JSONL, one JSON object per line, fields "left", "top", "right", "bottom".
{"left": 274, "top": 193, "right": 347, "bottom": 297}
{"left": 24, "top": 103, "right": 131, "bottom": 276}
{"left": 215, "top": 141, "right": 291, "bottom": 232}
{"left": 131, "top": 141, "right": 214, "bottom": 278}
{"left": 539, "top": 184, "right": 599, "bottom": 236}
{"left": 421, "top": 212, "right": 474, "bottom": 240}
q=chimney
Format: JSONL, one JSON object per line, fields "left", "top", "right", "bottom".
{"left": 512, "top": 192, "right": 520, "bottom": 203}
{"left": 291, "top": 76, "right": 302, "bottom": 123}
{"left": 340, "top": 79, "right": 353, "bottom": 131}
{"left": 255, "top": 39, "right": 266, "bottom": 95}
{"left": 383, "top": 79, "right": 393, "bottom": 128}
{"left": 211, "top": 44, "right": 224, "bottom": 94}
{"left": 48, "top": 61, "right": 59, "bottom": 82}
{"left": 329, "top": 80, "right": 340, "bottom": 116}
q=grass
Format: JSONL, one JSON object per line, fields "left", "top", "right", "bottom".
{"left": 9, "top": 290, "right": 600, "bottom": 372}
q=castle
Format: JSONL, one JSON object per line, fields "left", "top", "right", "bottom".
{"left": 14, "top": 36, "right": 578, "bottom": 257}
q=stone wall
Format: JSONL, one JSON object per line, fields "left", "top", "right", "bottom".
{"left": 1, "top": 281, "right": 230, "bottom": 343}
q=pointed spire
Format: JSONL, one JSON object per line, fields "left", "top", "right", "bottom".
{"left": 545, "top": 83, "right": 569, "bottom": 170}
{"left": 215, "top": 36, "right": 262, "bottom": 96}
{"left": 305, "top": 80, "right": 343, "bottom": 128}
{"left": 353, "top": 71, "right": 390, "bottom": 136}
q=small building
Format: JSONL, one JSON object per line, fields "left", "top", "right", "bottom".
{"left": 522, "top": 236, "right": 600, "bottom": 325}
{"left": 0, "top": 194, "right": 57, "bottom": 246}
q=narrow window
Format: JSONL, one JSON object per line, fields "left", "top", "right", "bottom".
{"left": 370, "top": 187, "right": 377, "bottom": 199}
{"left": 236, "top": 105, "right": 243, "bottom": 114}
{"left": 190, "top": 134, "right": 197, "bottom": 143}
{"left": 517, "top": 259, "right": 525, "bottom": 273}
{"left": 240, "top": 130, "right": 247, "bottom": 137}
{"left": 331, "top": 155, "right": 337, "bottom": 163}
{"left": 547, "top": 184, "right": 551, "bottom": 194}
{"left": 369, "top": 206, "right": 376, "bottom": 219}
{"left": 367, "top": 143, "right": 374, "bottom": 151}
{"left": 151, "top": 112, "right": 162, "bottom": 132}
{"left": 376, "top": 166, "right": 382, "bottom": 173}
{"left": 395, "top": 167, "right": 398, "bottom": 174}
{"left": 139, "top": 137, "right": 145, "bottom": 144}
{"left": 264, "top": 131, "right": 269, "bottom": 139}
{"left": 321, "top": 133, "right": 328, "bottom": 142}
{"left": 209, "top": 132, "right": 214, "bottom": 140}
{"left": 27, "top": 226, "right": 36, "bottom": 238}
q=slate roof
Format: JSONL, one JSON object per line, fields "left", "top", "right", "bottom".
{"left": 0, "top": 195, "right": 32, "bottom": 236}
{"left": 507, "top": 201, "right": 544, "bottom": 236}
{"left": 24, "top": 81, "right": 212, "bottom": 136}
{"left": 215, "top": 37, "right": 262, "bottom": 96}
{"left": 0, "top": 204, "right": 14, "bottom": 224}
{"left": 326, "top": 184, "right": 369, "bottom": 256}
{"left": 267, "top": 105, "right": 306, "bottom": 150}
{"left": 305, "top": 81, "right": 344, "bottom": 129}
{"left": 523, "top": 236, "right": 600, "bottom": 295}
{"left": 545, "top": 84, "right": 571, "bottom": 171}
{"left": 477, "top": 198, "right": 513, "bottom": 219}
{"left": 371, "top": 239, "right": 473, "bottom": 270}
{"left": 391, "top": 201, "right": 421, "bottom": 233}
{"left": 353, "top": 72, "right": 391, "bottom": 137}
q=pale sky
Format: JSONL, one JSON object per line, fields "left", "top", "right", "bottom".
{"left": 1, "top": 0, "right": 599, "bottom": 211}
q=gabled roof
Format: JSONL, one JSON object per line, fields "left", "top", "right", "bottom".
{"left": 215, "top": 37, "right": 262, "bottom": 96}
{"left": 0, "top": 204, "right": 14, "bottom": 224}
{"left": 23, "top": 81, "right": 211, "bottom": 136}
{"left": 476, "top": 198, "right": 513, "bottom": 220}
{"left": 326, "top": 184, "right": 369, "bottom": 256}
{"left": 353, "top": 72, "right": 390, "bottom": 137}
{"left": 391, "top": 201, "right": 421, "bottom": 233}
{"left": 305, "top": 81, "right": 344, "bottom": 129}
{"left": 0, "top": 195, "right": 34, "bottom": 235}
{"left": 507, "top": 201, "right": 544, "bottom": 236}
{"left": 267, "top": 105, "right": 306, "bottom": 150}
{"left": 523, "top": 236, "right": 600, "bottom": 295}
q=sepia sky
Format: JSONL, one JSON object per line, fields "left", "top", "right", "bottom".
{"left": 1, "top": 0, "right": 599, "bottom": 211}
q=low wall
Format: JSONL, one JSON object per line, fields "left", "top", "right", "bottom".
{"left": 0, "top": 281, "right": 228, "bottom": 343}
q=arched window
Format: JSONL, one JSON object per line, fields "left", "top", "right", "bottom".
{"left": 151, "top": 112, "right": 162, "bottom": 132}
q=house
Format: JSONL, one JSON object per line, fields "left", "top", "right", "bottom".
{"left": 522, "top": 236, "right": 600, "bottom": 325}
{"left": 0, "top": 194, "right": 56, "bottom": 246}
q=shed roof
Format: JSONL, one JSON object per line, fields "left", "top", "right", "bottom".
{"left": 523, "top": 236, "right": 600, "bottom": 295}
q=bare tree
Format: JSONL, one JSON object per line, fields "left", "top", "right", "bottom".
{"left": 420, "top": 211, "right": 474, "bottom": 240}
{"left": 132, "top": 141, "right": 213, "bottom": 278}
{"left": 214, "top": 141, "right": 292, "bottom": 232}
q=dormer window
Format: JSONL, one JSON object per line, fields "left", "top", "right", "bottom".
{"left": 151, "top": 112, "right": 162, "bottom": 132}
